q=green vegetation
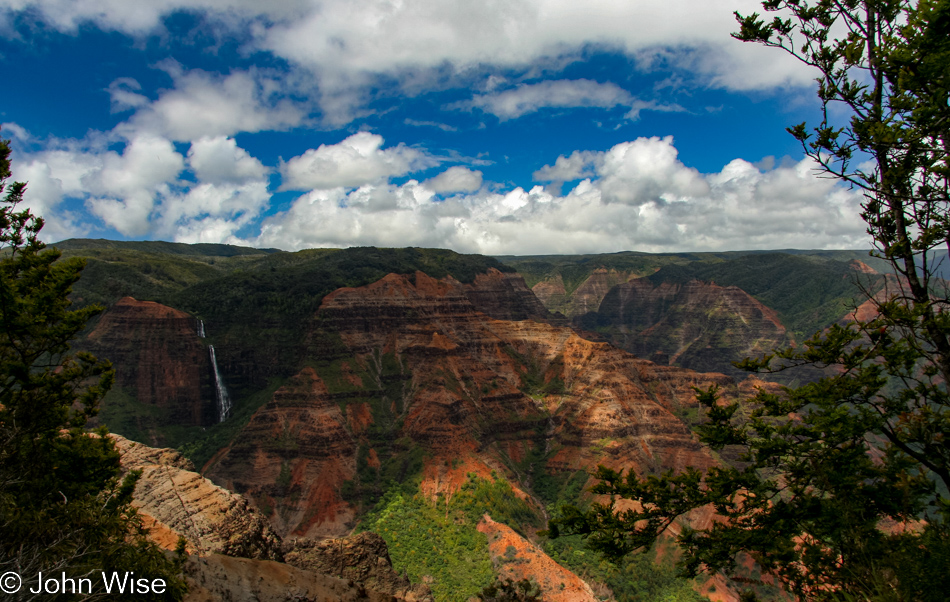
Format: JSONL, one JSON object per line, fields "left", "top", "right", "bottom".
{"left": 314, "top": 351, "right": 429, "bottom": 510}
{"left": 544, "top": 537, "right": 708, "bottom": 602}
{"left": 478, "top": 577, "right": 542, "bottom": 601}
{"left": 0, "top": 139, "right": 186, "bottom": 598}
{"left": 498, "top": 249, "right": 889, "bottom": 294}
{"left": 361, "top": 474, "right": 539, "bottom": 602}
{"left": 96, "top": 385, "right": 180, "bottom": 446}
{"left": 643, "top": 253, "right": 884, "bottom": 340}
{"left": 553, "top": 1, "right": 950, "bottom": 599}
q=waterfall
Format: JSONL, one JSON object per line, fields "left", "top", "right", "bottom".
{"left": 196, "top": 319, "right": 206, "bottom": 338}
{"left": 208, "top": 345, "right": 231, "bottom": 422}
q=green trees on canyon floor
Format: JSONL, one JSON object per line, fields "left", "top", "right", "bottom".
{"left": 552, "top": 0, "right": 950, "bottom": 600}
{"left": 0, "top": 136, "right": 185, "bottom": 600}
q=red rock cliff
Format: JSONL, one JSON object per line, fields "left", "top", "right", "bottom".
{"left": 588, "top": 278, "right": 792, "bottom": 376}
{"left": 206, "top": 271, "right": 758, "bottom": 541}
{"left": 85, "top": 297, "right": 215, "bottom": 433}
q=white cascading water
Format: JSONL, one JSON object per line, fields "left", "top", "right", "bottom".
{"left": 208, "top": 345, "right": 231, "bottom": 422}
{"left": 196, "top": 319, "right": 206, "bottom": 338}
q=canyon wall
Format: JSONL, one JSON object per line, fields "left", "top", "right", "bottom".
{"left": 205, "top": 271, "right": 758, "bottom": 543}
{"left": 578, "top": 278, "right": 793, "bottom": 377}
{"left": 85, "top": 297, "right": 216, "bottom": 443}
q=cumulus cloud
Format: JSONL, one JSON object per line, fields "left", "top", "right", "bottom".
{"left": 532, "top": 150, "right": 601, "bottom": 182}
{"left": 10, "top": 132, "right": 272, "bottom": 242}
{"left": 534, "top": 136, "right": 708, "bottom": 204}
{"left": 115, "top": 66, "right": 307, "bottom": 141}
{"left": 83, "top": 135, "right": 186, "bottom": 235}
{"left": 280, "top": 131, "right": 437, "bottom": 191}
{"left": 248, "top": 136, "right": 869, "bottom": 254}
{"left": 188, "top": 136, "right": 268, "bottom": 184}
{"left": 423, "top": 166, "right": 482, "bottom": 193}
{"left": 10, "top": 127, "right": 867, "bottom": 254}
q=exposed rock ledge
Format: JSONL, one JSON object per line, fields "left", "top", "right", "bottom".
{"left": 284, "top": 533, "right": 433, "bottom": 602}
{"left": 112, "top": 434, "right": 432, "bottom": 601}
{"left": 113, "top": 433, "right": 284, "bottom": 561}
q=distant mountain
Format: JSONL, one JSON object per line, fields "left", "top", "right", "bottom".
{"left": 54, "top": 237, "right": 283, "bottom": 257}
{"left": 500, "top": 250, "right": 887, "bottom": 378}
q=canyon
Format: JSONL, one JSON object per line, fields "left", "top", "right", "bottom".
{"left": 66, "top": 241, "right": 878, "bottom": 601}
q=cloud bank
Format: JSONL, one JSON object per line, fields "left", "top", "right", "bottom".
{"left": 252, "top": 136, "right": 868, "bottom": 254}
{"left": 11, "top": 131, "right": 867, "bottom": 254}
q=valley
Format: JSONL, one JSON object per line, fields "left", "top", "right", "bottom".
{"left": 64, "top": 240, "right": 883, "bottom": 601}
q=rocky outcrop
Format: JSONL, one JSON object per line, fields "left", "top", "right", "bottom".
{"left": 849, "top": 259, "right": 879, "bottom": 274}
{"left": 85, "top": 297, "right": 215, "bottom": 431}
{"left": 532, "top": 268, "right": 637, "bottom": 318}
{"left": 113, "top": 434, "right": 435, "bottom": 600}
{"left": 284, "top": 533, "right": 433, "bottom": 601}
{"left": 112, "top": 434, "right": 283, "bottom": 560}
{"left": 579, "top": 278, "right": 792, "bottom": 377}
{"left": 463, "top": 268, "right": 567, "bottom": 325}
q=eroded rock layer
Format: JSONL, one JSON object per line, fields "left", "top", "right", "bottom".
{"left": 478, "top": 515, "right": 598, "bottom": 602}
{"left": 532, "top": 268, "right": 637, "bottom": 318}
{"left": 86, "top": 297, "right": 214, "bottom": 431}
{"left": 113, "top": 434, "right": 283, "bottom": 560}
{"left": 206, "top": 271, "right": 759, "bottom": 543}
{"left": 285, "top": 533, "right": 433, "bottom": 601}
{"left": 580, "top": 278, "right": 792, "bottom": 376}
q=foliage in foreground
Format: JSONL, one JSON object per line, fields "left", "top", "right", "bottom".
{"left": 551, "top": 0, "right": 950, "bottom": 600}
{"left": 0, "top": 136, "right": 186, "bottom": 600}
{"left": 543, "top": 535, "right": 710, "bottom": 602}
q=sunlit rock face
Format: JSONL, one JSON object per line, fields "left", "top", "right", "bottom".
{"left": 86, "top": 297, "right": 216, "bottom": 435}
{"left": 112, "top": 433, "right": 283, "bottom": 560}
{"left": 204, "top": 270, "right": 759, "bottom": 541}
{"left": 579, "top": 277, "right": 793, "bottom": 377}
{"left": 114, "top": 433, "right": 431, "bottom": 601}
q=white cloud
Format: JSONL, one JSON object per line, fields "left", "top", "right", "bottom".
{"left": 10, "top": 127, "right": 867, "bottom": 254}
{"left": 466, "top": 80, "right": 684, "bottom": 121}
{"left": 596, "top": 136, "right": 710, "bottom": 205}
{"left": 423, "top": 166, "right": 482, "bottom": 193}
{"left": 469, "top": 79, "right": 634, "bottom": 120}
{"left": 249, "top": 136, "right": 869, "bottom": 254}
{"left": 159, "top": 180, "right": 270, "bottom": 241}
{"left": 84, "top": 135, "right": 185, "bottom": 235}
{"left": 535, "top": 136, "right": 708, "bottom": 205}
{"left": 10, "top": 132, "right": 272, "bottom": 242}
{"left": 280, "top": 131, "right": 437, "bottom": 191}
{"left": 115, "top": 67, "right": 307, "bottom": 141}
{"left": 532, "top": 149, "right": 600, "bottom": 182}
{"left": 188, "top": 136, "right": 268, "bottom": 184}
{"left": 1, "top": 122, "right": 31, "bottom": 141}
{"left": 0, "top": 0, "right": 309, "bottom": 34}
{"left": 107, "top": 78, "right": 149, "bottom": 113}
{"left": 4, "top": 0, "right": 815, "bottom": 109}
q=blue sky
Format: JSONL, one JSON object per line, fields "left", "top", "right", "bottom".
{"left": 0, "top": 0, "right": 870, "bottom": 254}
